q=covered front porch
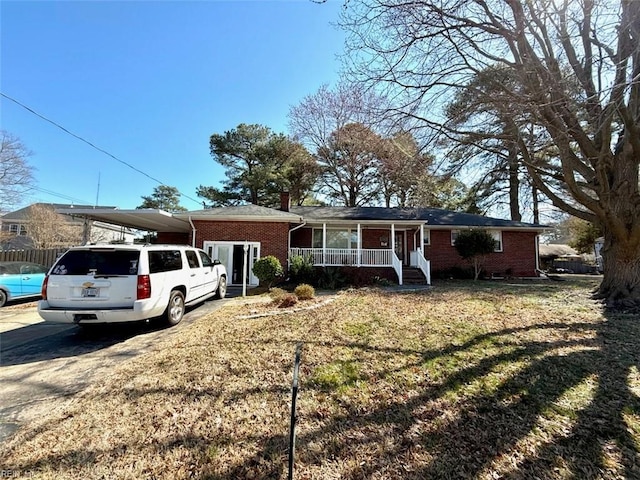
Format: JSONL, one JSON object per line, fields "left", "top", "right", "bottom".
{"left": 289, "top": 222, "right": 431, "bottom": 285}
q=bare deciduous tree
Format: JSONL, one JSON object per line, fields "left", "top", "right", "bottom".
{"left": 318, "top": 123, "right": 384, "bottom": 206}
{"left": 342, "top": 0, "right": 640, "bottom": 308}
{"left": 288, "top": 82, "right": 388, "bottom": 152}
{"left": 0, "top": 131, "right": 35, "bottom": 212}
{"left": 25, "top": 204, "right": 82, "bottom": 249}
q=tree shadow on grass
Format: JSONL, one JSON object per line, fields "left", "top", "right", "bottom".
{"left": 4, "top": 285, "right": 640, "bottom": 479}
{"left": 292, "top": 313, "right": 640, "bottom": 479}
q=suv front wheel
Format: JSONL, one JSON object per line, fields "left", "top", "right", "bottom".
{"left": 164, "top": 290, "right": 185, "bottom": 326}
{"left": 214, "top": 275, "right": 227, "bottom": 299}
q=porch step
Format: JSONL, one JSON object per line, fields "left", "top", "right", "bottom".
{"left": 402, "top": 267, "right": 427, "bottom": 285}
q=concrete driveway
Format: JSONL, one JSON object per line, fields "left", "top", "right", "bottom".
{"left": 0, "top": 289, "right": 249, "bottom": 444}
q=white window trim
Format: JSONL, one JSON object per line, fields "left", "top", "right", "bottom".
{"left": 312, "top": 227, "right": 358, "bottom": 249}
{"left": 9, "top": 224, "right": 26, "bottom": 235}
{"left": 423, "top": 229, "right": 430, "bottom": 246}
{"left": 451, "top": 229, "right": 503, "bottom": 252}
{"left": 492, "top": 231, "right": 503, "bottom": 252}
{"left": 450, "top": 230, "right": 459, "bottom": 246}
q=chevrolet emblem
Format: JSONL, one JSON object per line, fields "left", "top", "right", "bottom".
{"left": 82, "top": 282, "right": 95, "bottom": 288}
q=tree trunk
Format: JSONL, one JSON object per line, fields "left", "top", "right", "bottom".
{"left": 532, "top": 184, "right": 539, "bottom": 225}
{"left": 593, "top": 142, "right": 640, "bottom": 310}
{"left": 505, "top": 119, "right": 521, "bottom": 222}
{"left": 472, "top": 257, "right": 482, "bottom": 280}
{"left": 595, "top": 232, "right": 640, "bottom": 310}
{"left": 508, "top": 150, "right": 521, "bottom": 222}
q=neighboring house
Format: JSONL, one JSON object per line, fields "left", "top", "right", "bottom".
{"left": 0, "top": 203, "right": 135, "bottom": 250}
{"left": 539, "top": 243, "right": 599, "bottom": 274}
{"left": 538, "top": 244, "right": 578, "bottom": 271}
{"left": 58, "top": 193, "right": 547, "bottom": 287}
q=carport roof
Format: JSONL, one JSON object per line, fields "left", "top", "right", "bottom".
{"left": 57, "top": 208, "right": 192, "bottom": 233}
{"left": 57, "top": 205, "right": 303, "bottom": 233}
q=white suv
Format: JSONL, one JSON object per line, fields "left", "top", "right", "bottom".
{"left": 38, "top": 244, "right": 227, "bottom": 326}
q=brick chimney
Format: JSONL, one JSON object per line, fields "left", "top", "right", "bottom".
{"left": 280, "top": 191, "right": 290, "bottom": 212}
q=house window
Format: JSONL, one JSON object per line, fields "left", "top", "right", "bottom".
{"left": 423, "top": 229, "right": 431, "bottom": 246}
{"left": 313, "top": 228, "right": 358, "bottom": 249}
{"left": 451, "top": 229, "right": 503, "bottom": 252}
{"left": 9, "top": 224, "right": 27, "bottom": 236}
{"left": 491, "top": 231, "right": 503, "bottom": 252}
{"left": 450, "top": 230, "right": 459, "bottom": 246}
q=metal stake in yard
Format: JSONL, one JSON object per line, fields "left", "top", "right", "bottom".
{"left": 288, "top": 342, "right": 302, "bottom": 480}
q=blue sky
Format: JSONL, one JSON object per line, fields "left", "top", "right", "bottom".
{"left": 1, "top": 0, "right": 345, "bottom": 211}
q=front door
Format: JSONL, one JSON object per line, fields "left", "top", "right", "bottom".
{"left": 204, "top": 241, "right": 260, "bottom": 286}
{"left": 394, "top": 231, "right": 406, "bottom": 265}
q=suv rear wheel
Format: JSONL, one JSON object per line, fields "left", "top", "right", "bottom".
{"left": 164, "top": 290, "right": 185, "bottom": 326}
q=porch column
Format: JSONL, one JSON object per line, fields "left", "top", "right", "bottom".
{"left": 391, "top": 223, "right": 395, "bottom": 265}
{"left": 322, "top": 223, "right": 327, "bottom": 266}
{"left": 357, "top": 223, "right": 361, "bottom": 267}
{"left": 420, "top": 224, "right": 425, "bottom": 254}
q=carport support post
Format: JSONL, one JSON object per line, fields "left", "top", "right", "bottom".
{"left": 242, "top": 241, "right": 249, "bottom": 297}
{"left": 82, "top": 215, "right": 91, "bottom": 245}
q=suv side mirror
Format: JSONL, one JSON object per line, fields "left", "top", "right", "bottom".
{"left": 213, "top": 259, "right": 221, "bottom": 266}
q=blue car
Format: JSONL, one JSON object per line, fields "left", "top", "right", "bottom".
{"left": 0, "top": 261, "right": 48, "bottom": 307}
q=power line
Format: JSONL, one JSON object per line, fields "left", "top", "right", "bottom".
{"left": 28, "top": 186, "right": 93, "bottom": 205}
{"left": 1, "top": 92, "right": 204, "bottom": 207}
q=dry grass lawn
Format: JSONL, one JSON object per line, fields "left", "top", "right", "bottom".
{"left": 2, "top": 277, "right": 640, "bottom": 479}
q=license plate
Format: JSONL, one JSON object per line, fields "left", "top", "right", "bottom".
{"left": 82, "top": 287, "right": 99, "bottom": 297}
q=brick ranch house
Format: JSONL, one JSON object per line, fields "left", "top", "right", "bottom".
{"left": 59, "top": 195, "right": 546, "bottom": 287}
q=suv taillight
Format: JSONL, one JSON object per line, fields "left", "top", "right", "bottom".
{"left": 41, "top": 276, "right": 49, "bottom": 300}
{"left": 137, "top": 275, "right": 151, "bottom": 300}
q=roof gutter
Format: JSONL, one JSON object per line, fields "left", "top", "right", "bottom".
{"left": 288, "top": 222, "right": 307, "bottom": 266}
{"left": 188, "top": 216, "right": 196, "bottom": 247}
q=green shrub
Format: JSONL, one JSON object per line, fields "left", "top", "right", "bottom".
{"left": 294, "top": 283, "right": 315, "bottom": 300}
{"left": 454, "top": 229, "right": 497, "bottom": 280}
{"left": 317, "top": 267, "right": 348, "bottom": 290}
{"left": 289, "top": 254, "right": 315, "bottom": 284}
{"left": 278, "top": 293, "right": 298, "bottom": 308}
{"left": 372, "top": 275, "right": 393, "bottom": 286}
{"left": 252, "top": 255, "right": 284, "bottom": 288}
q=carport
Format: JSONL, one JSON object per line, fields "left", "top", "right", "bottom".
{"left": 58, "top": 208, "right": 192, "bottom": 240}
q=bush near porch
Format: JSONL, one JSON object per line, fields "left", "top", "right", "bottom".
{"left": 288, "top": 254, "right": 398, "bottom": 289}
{"left": 309, "top": 266, "right": 398, "bottom": 289}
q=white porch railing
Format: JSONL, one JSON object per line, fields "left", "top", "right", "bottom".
{"left": 391, "top": 252, "right": 403, "bottom": 286}
{"left": 415, "top": 248, "right": 431, "bottom": 285}
{"left": 289, "top": 248, "right": 393, "bottom": 267}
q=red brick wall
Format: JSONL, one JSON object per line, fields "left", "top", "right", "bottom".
{"left": 362, "top": 229, "right": 390, "bottom": 249}
{"left": 425, "top": 230, "right": 538, "bottom": 277}
{"left": 156, "top": 232, "right": 189, "bottom": 244}
{"left": 178, "top": 222, "right": 539, "bottom": 279}
{"left": 191, "top": 220, "right": 291, "bottom": 269}
{"left": 291, "top": 227, "right": 312, "bottom": 248}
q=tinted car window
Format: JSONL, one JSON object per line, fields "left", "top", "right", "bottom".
{"left": 20, "top": 263, "right": 48, "bottom": 274}
{"left": 0, "top": 263, "right": 21, "bottom": 275}
{"left": 185, "top": 250, "right": 200, "bottom": 269}
{"left": 51, "top": 250, "right": 140, "bottom": 275}
{"left": 148, "top": 250, "right": 183, "bottom": 273}
{"left": 198, "top": 251, "right": 213, "bottom": 267}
